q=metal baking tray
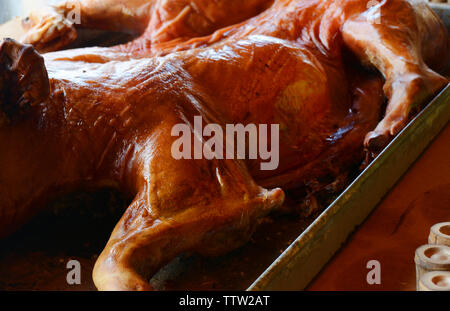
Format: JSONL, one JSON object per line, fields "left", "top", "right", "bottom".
{"left": 0, "top": 3, "right": 448, "bottom": 291}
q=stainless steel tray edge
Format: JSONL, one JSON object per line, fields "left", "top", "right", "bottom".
{"left": 248, "top": 83, "right": 450, "bottom": 291}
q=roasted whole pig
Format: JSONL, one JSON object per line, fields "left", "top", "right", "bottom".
{"left": 0, "top": 0, "right": 448, "bottom": 290}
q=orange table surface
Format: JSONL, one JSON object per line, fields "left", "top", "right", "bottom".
{"left": 308, "top": 123, "right": 450, "bottom": 291}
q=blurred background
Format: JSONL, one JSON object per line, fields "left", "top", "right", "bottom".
{"left": 0, "top": 0, "right": 63, "bottom": 24}
{"left": 1, "top": 0, "right": 448, "bottom": 24}
{"left": 0, "top": 0, "right": 132, "bottom": 46}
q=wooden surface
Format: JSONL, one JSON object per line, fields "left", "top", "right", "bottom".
{"left": 308, "top": 123, "right": 450, "bottom": 291}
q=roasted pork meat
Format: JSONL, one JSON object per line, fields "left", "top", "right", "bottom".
{"left": 0, "top": 0, "right": 448, "bottom": 290}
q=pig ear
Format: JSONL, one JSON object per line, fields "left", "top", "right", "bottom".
{"left": 0, "top": 38, "right": 50, "bottom": 123}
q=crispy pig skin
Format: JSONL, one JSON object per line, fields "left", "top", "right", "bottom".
{"left": 0, "top": 0, "right": 448, "bottom": 290}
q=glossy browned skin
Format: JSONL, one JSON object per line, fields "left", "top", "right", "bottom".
{"left": 0, "top": 0, "right": 448, "bottom": 290}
